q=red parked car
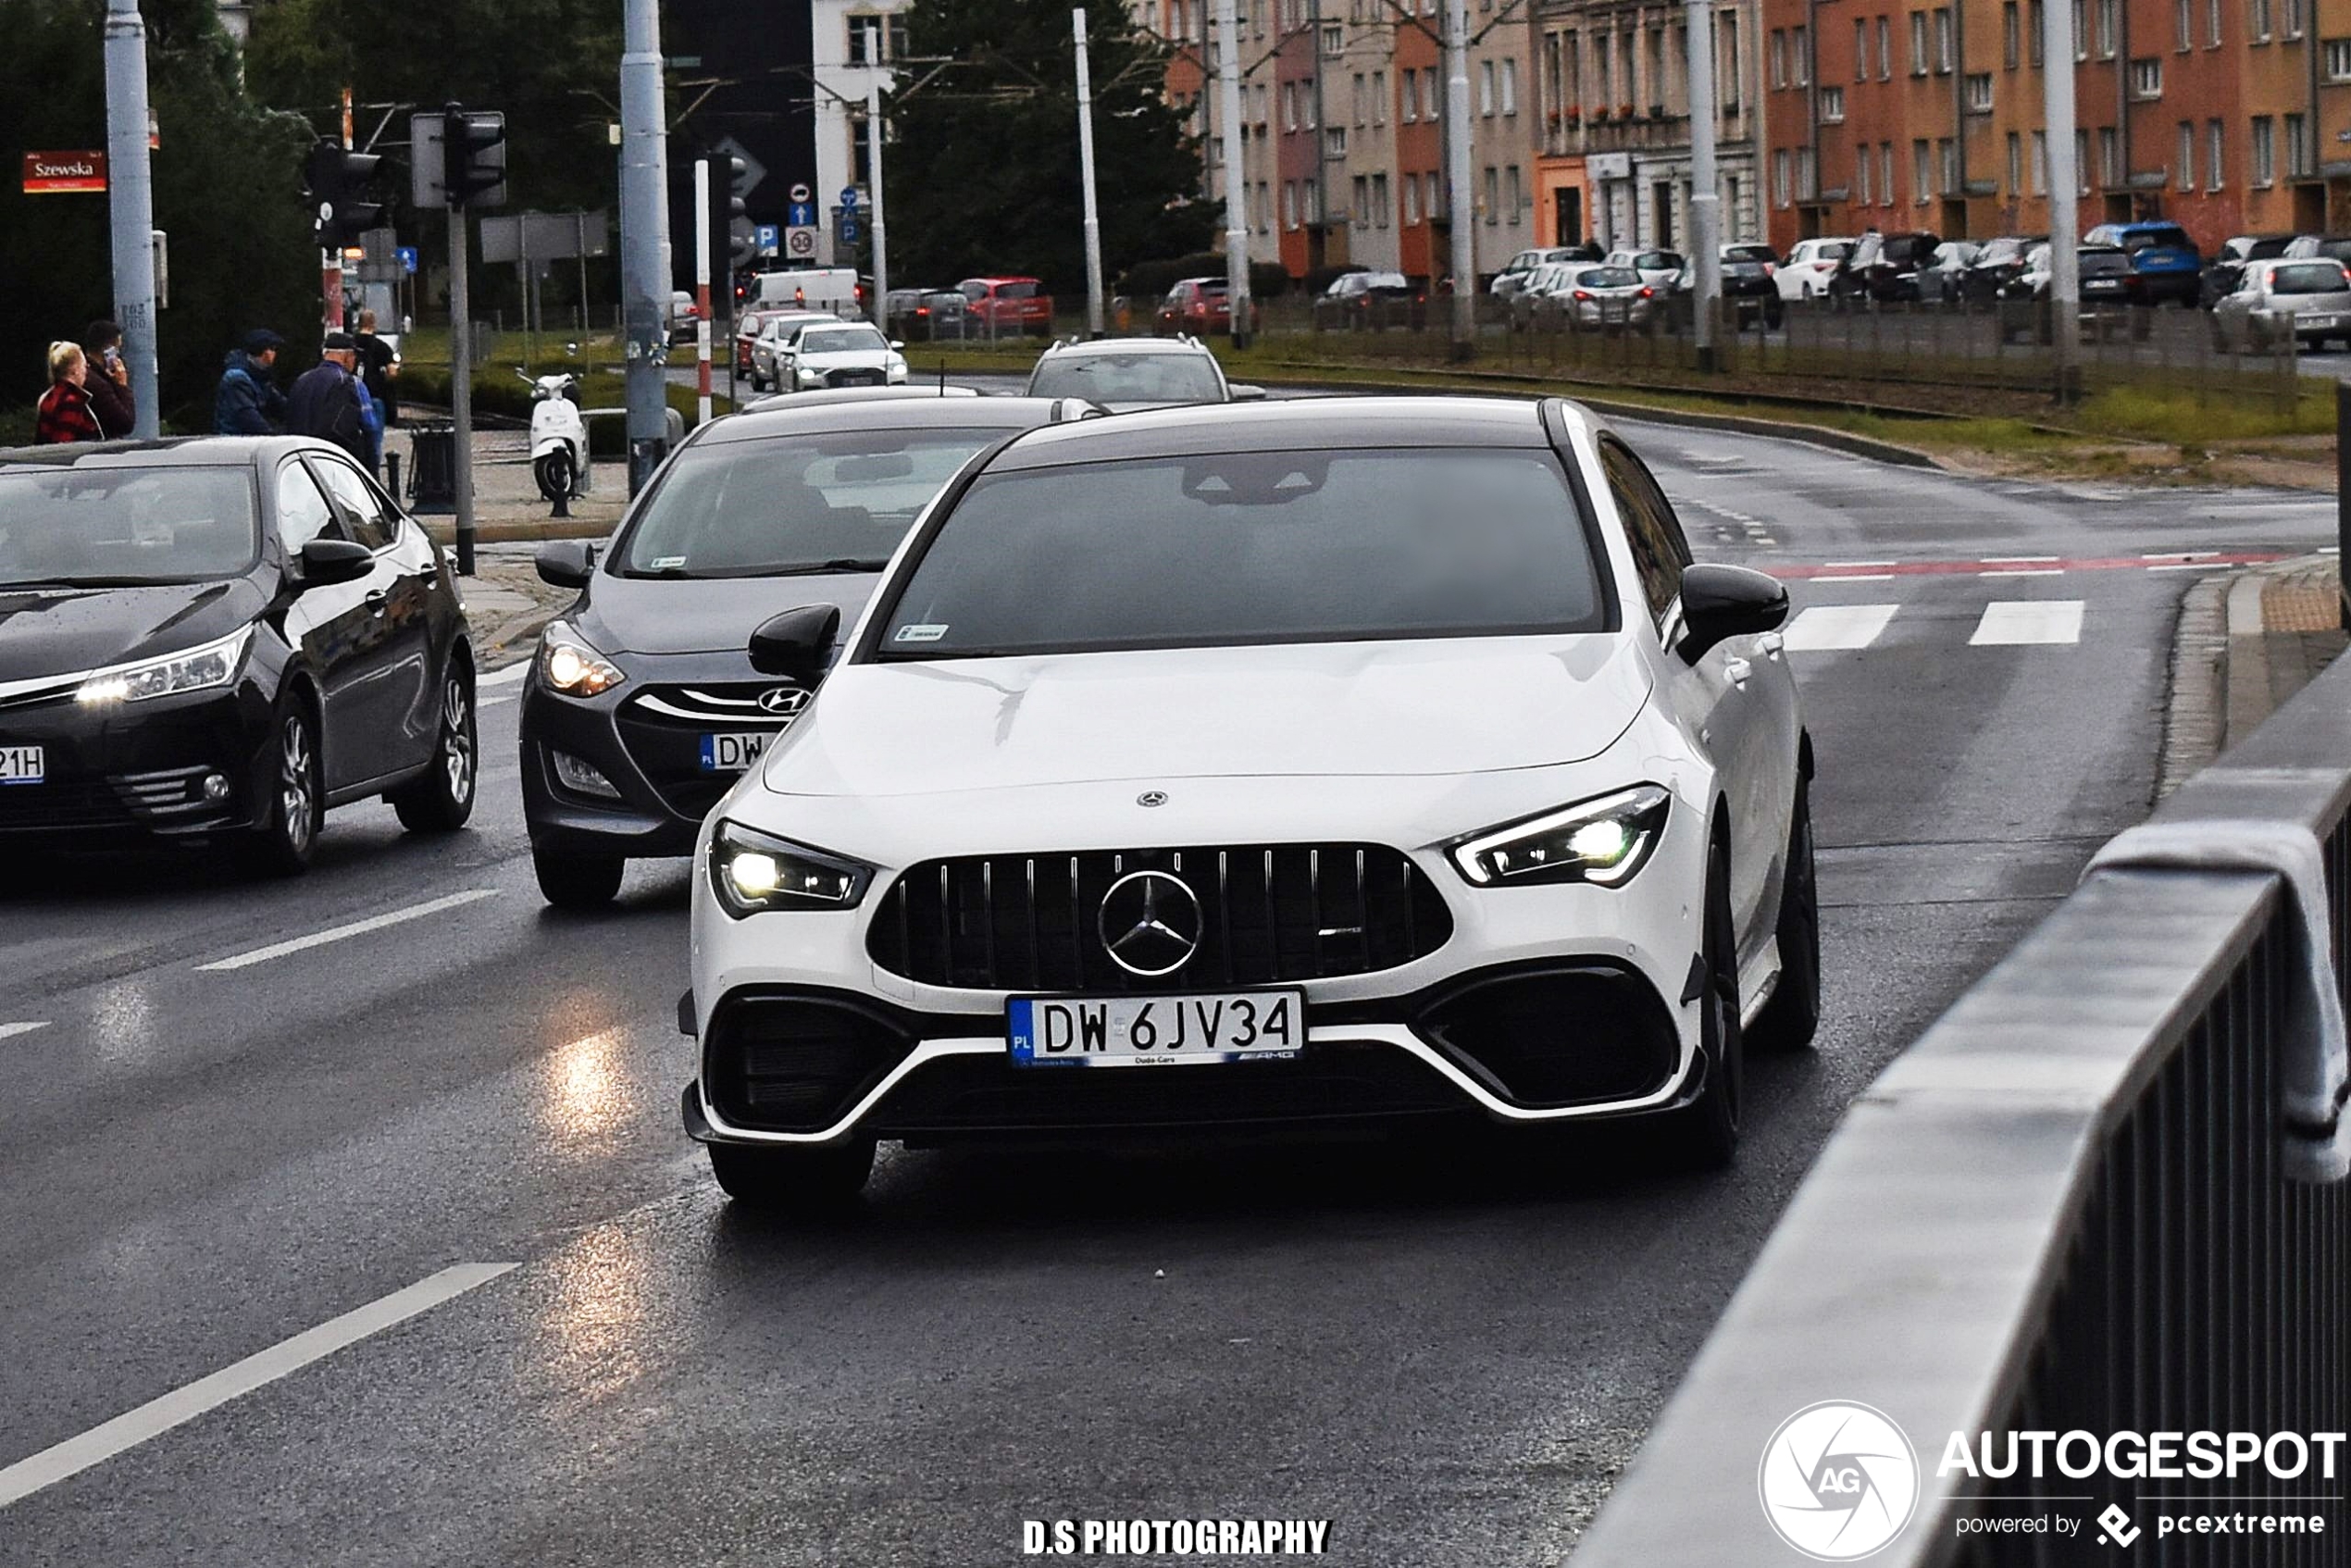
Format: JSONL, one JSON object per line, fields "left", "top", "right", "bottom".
{"left": 959, "top": 276, "right": 1055, "bottom": 336}
{"left": 1153, "top": 276, "right": 1257, "bottom": 335}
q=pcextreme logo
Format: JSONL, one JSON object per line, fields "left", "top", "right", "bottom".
{"left": 1759, "top": 1401, "right": 1923, "bottom": 1561}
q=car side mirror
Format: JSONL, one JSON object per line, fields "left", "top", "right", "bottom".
{"left": 889, "top": 339, "right": 905, "bottom": 350}
{"left": 535, "top": 539, "right": 596, "bottom": 589}
{"left": 1228, "top": 383, "right": 1269, "bottom": 402}
{"left": 748, "top": 604, "right": 843, "bottom": 682}
{"left": 295, "top": 538, "right": 374, "bottom": 590}
{"left": 1677, "top": 563, "right": 1789, "bottom": 661}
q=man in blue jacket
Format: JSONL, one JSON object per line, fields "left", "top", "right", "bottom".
{"left": 214, "top": 330, "right": 288, "bottom": 435}
{"left": 286, "top": 332, "right": 371, "bottom": 464}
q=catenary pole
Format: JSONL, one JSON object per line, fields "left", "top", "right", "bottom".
{"left": 620, "top": 0, "right": 671, "bottom": 491}
{"left": 103, "top": 0, "right": 160, "bottom": 438}
{"left": 1444, "top": 0, "right": 1474, "bottom": 355}
{"left": 1214, "top": 0, "right": 1251, "bottom": 347}
{"left": 866, "top": 26, "right": 890, "bottom": 330}
{"left": 1074, "top": 9, "right": 1107, "bottom": 337}
{"left": 1686, "top": 0, "right": 1721, "bottom": 367}
{"left": 2043, "top": 0, "right": 2079, "bottom": 398}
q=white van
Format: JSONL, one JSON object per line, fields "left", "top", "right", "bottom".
{"left": 745, "top": 268, "right": 862, "bottom": 317}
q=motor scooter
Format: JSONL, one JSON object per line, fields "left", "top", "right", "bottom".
{"left": 521, "top": 370, "right": 588, "bottom": 503}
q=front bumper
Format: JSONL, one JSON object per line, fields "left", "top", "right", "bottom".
{"left": 0, "top": 678, "right": 275, "bottom": 846}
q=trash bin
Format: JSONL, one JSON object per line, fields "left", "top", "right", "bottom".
{"left": 407, "top": 420, "right": 457, "bottom": 513}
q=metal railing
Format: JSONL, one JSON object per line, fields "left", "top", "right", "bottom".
{"left": 1572, "top": 652, "right": 2351, "bottom": 1565}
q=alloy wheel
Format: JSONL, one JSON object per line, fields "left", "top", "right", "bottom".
{"left": 279, "top": 713, "right": 315, "bottom": 856}
{"left": 442, "top": 674, "right": 476, "bottom": 803}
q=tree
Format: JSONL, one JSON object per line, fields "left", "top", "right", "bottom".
{"left": 0, "top": 0, "right": 315, "bottom": 435}
{"left": 886, "top": 0, "right": 1214, "bottom": 296}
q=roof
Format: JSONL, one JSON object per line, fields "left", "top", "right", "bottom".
{"left": 695, "top": 395, "right": 1085, "bottom": 445}
{"left": 0, "top": 435, "right": 328, "bottom": 470}
{"left": 1038, "top": 336, "right": 1214, "bottom": 359}
{"left": 984, "top": 395, "right": 1553, "bottom": 470}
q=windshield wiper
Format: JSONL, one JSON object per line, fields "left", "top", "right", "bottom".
{"left": 768, "top": 558, "right": 891, "bottom": 575}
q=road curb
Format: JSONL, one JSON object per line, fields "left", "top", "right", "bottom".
{"left": 2159, "top": 553, "right": 2345, "bottom": 798}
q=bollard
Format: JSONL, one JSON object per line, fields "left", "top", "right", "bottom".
{"left": 384, "top": 451, "right": 402, "bottom": 506}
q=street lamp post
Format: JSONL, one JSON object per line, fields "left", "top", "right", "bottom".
{"left": 1214, "top": 0, "right": 1251, "bottom": 348}
{"left": 1686, "top": 0, "right": 1722, "bottom": 368}
{"left": 103, "top": 0, "right": 160, "bottom": 438}
{"left": 2043, "top": 0, "right": 2079, "bottom": 398}
{"left": 1074, "top": 7, "right": 1108, "bottom": 338}
{"left": 620, "top": 0, "right": 671, "bottom": 492}
{"left": 1443, "top": 0, "right": 1475, "bottom": 355}
{"left": 865, "top": 25, "right": 890, "bottom": 331}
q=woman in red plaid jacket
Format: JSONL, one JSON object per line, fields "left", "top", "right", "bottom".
{"left": 34, "top": 342, "right": 104, "bottom": 445}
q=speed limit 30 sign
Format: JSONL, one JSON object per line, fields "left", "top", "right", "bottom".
{"left": 784, "top": 226, "right": 818, "bottom": 259}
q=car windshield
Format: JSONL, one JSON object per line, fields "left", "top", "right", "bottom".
{"left": 1577, "top": 268, "right": 1640, "bottom": 288}
{"left": 876, "top": 448, "right": 1608, "bottom": 658}
{"left": 796, "top": 327, "right": 889, "bottom": 355}
{"left": 2271, "top": 263, "right": 2348, "bottom": 294}
{"left": 1818, "top": 242, "right": 1853, "bottom": 260}
{"left": 1027, "top": 353, "right": 1225, "bottom": 404}
{"left": 1636, "top": 251, "right": 1682, "bottom": 269}
{"left": 1724, "top": 245, "right": 1776, "bottom": 263}
{"left": 2080, "top": 251, "right": 2130, "bottom": 277}
{"left": 614, "top": 428, "right": 1003, "bottom": 579}
{"left": 997, "top": 281, "right": 1040, "bottom": 299}
{"left": 0, "top": 466, "right": 259, "bottom": 587}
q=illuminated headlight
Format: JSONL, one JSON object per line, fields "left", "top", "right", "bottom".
{"left": 709, "top": 819, "right": 875, "bottom": 917}
{"left": 797, "top": 365, "right": 825, "bottom": 385}
{"left": 75, "top": 625, "right": 253, "bottom": 706}
{"left": 537, "top": 620, "right": 626, "bottom": 697}
{"left": 1449, "top": 784, "right": 1673, "bottom": 889}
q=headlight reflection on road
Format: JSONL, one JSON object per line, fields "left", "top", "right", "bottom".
{"left": 539, "top": 1026, "right": 630, "bottom": 1144}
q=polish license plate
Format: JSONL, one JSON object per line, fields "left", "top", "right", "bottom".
{"left": 0, "top": 745, "right": 43, "bottom": 785}
{"left": 1007, "top": 990, "right": 1304, "bottom": 1067}
{"left": 698, "top": 731, "right": 772, "bottom": 772}
{"left": 2307, "top": 315, "right": 2340, "bottom": 330}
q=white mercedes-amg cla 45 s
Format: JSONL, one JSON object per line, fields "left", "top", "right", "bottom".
{"left": 681, "top": 396, "right": 1817, "bottom": 1207}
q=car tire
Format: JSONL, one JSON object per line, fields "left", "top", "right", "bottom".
{"left": 243, "top": 692, "right": 323, "bottom": 877}
{"left": 1664, "top": 837, "right": 1743, "bottom": 1167}
{"left": 1751, "top": 772, "right": 1821, "bottom": 1052}
{"left": 707, "top": 1139, "right": 877, "bottom": 1211}
{"left": 534, "top": 843, "right": 625, "bottom": 908}
{"left": 390, "top": 662, "right": 478, "bottom": 833}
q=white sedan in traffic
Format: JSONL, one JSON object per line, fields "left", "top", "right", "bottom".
{"left": 679, "top": 397, "right": 1819, "bottom": 1208}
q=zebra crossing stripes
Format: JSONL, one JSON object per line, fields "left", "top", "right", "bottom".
{"left": 1779, "top": 601, "right": 2088, "bottom": 652}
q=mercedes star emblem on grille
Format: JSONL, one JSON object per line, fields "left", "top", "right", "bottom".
{"left": 1097, "top": 869, "right": 1203, "bottom": 977}
{"left": 1137, "top": 790, "right": 1168, "bottom": 808}
{"left": 755, "top": 687, "right": 810, "bottom": 716}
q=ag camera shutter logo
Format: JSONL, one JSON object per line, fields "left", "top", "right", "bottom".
{"left": 1758, "top": 1401, "right": 1921, "bottom": 1561}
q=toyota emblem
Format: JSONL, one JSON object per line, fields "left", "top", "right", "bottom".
{"left": 755, "top": 687, "right": 809, "bottom": 716}
{"left": 1098, "top": 870, "right": 1203, "bottom": 977}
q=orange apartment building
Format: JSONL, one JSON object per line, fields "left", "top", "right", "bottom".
{"left": 1763, "top": 0, "right": 2340, "bottom": 254}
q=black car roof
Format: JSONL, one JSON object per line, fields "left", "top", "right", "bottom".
{"left": 0, "top": 435, "right": 328, "bottom": 471}
{"left": 695, "top": 396, "right": 1081, "bottom": 445}
{"left": 985, "top": 396, "right": 1549, "bottom": 469}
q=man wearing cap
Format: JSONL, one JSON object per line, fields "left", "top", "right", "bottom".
{"left": 287, "top": 332, "right": 372, "bottom": 464}
{"left": 215, "top": 329, "right": 288, "bottom": 436}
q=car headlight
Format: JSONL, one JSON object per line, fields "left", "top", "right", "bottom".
{"left": 1448, "top": 784, "right": 1673, "bottom": 889}
{"left": 708, "top": 819, "right": 876, "bottom": 917}
{"left": 75, "top": 624, "right": 254, "bottom": 706}
{"left": 537, "top": 619, "right": 626, "bottom": 697}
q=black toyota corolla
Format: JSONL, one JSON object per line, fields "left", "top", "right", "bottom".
{"left": 520, "top": 394, "right": 1100, "bottom": 907}
{"left": 0, "top": 439, "right": 476, "bottom": 872}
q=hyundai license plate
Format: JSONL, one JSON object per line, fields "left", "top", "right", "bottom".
{"left": 1008, "top": 990, "right": 1304, "bottom": 1067}
{"left": 0, "top": 745, "right": 43, "bottom": 785}
{"left": 699, "top": 731, "right": 771, "bottom": 772}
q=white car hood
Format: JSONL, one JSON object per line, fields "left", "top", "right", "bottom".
{"left": 798, "top": 349, "right": 898, "bottom": 370}
{"left": 760, "top": 635, "right": 1651, "bottom": 800}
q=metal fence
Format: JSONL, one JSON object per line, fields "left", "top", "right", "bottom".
{"left": 1572, "top": 651, "right": 2351, "bottom": 1566}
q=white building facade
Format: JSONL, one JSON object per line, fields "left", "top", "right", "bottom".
{"left": 812, "top": 0, "right": 913, "bottom": 261}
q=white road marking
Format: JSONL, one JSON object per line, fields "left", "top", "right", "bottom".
{"left": 0, "top": 1263, "right": 518, "bottom": 1510}
{"left": 1979, "top": 567, "right": 2065, "bottom": 577}
{"left": 1781, "top": 604, "right": 1900, "bottom": 652}
{"left": 2321, "top": 546, "right": 2341, "bottom": 555}
{"left": 2144, "top": 550, "right": 2218, "bottom": 559}
{"left": 1970, "top": 600, "right": 2085, "bottom": 646}
{"left": 0, "top": 1022, "right": 50, "bottom": 1042}
{"left": 195, "top": 890, "right": 500, "bottom": 972}
{"left": 1981, "top": 555, "right": 2060, "bottom": 564}
{"left": 2147, "top": 561, "right": 2227, "bottom": 571}
{"left": 1824, "top": 560, "right": 1897, "bottom": 567}
{"left": 479, "top": 662, "right": 533, "bottom": 688}
{"left": 1812, "top": 573, "right": 1894, "bottom": 581}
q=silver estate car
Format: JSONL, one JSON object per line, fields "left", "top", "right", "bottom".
{"left": 2215, "top": 258, "right": 2351, "bottom": 352}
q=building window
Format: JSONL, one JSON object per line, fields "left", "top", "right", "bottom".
{"left": 1501, "top": 58, "right": 1518, "bottom": 114}
{"left": 1321, "top": 23, "right": 1342, "bottom": 54}
{"left": 2076, "top": 127, "right": 2091, "bottom": 191}
{"left": 1352, "top": 71, "right": 1366, "bottom": 125}
{"left": 1966, "top": 71, "right": 1993, "bottom": 110}
{"left": 1325, "top": 125, "right": 1347, "bottom": 156}
{"left": 1856, "top": 19, "right": 1872, "bottom": 77}
{"left": 1877, "top": 15, "right": 1893, "bottom": 77}
{"left": 2071, "top": 0, "right": 2088, "bottom": 58}
{"left": 1404, "top": 174, "right": 1420, "bottom": 224}
{"left": 1722, "top": 14, "right": 1741, "bottom": 107}
{"left": 1648, "top": 27, "right": 1667, "bottom": 106}
{"left": 2251, "top": 0, "right": 2272, "bottom": 39}
{"left": 2208, "top": 118, "right": 2224, "bottom": 186}
{"left": 1281, "top": 82, "right": 1297, "bottom": 131}
{"left": 2006, "top": 131, "right": 2021, "bottom": 192}
{"left": 2004, "top": 1, "right": 2021, "bottom": 64}
{"left": 2177, "top": 121, "right": 2195, "bottom": 188}
{"left": 1797, "top": 147, "right": 1817, "bottom": 199}
{"left": 2289, "top": 112, "right": 2311, "bottom": 176}
{"left": 1909, "top": 10, "right": 1929, "bottom": 72}
{"left": 1770, "top": 28, "right": 1788, "bottom": 86}
{"left": 2098, "top": 126, "right": 2121, "bottom": 184}
{"left": 2130, "top": 56, "right": 2161, "bottom": 95}
{"left": 2030, "top": 129, "right": 2046, "bottom": 193}
{"left": 1938, "top": 137, "right": 1959, "bottom": 192}
{"left": 1373, "top": 69, "right": 1387, "bottom": 123}
{"left": 1773, "top": 148, "right": 1792, "bottom": 206}
{"left": 1859, "top": 146, "right": 1873, "bottom": 202}
{"left": 1881, "top": 141, "right": 1896, "bottom": 204}
{"left": 2253, "top": 115, "right": 2275, "bottom": 184}
{"left": 1479, "top": 58, "right": 1496, "bottom": 115}
{"left": 1373, "top": 172, "right": 1389, "bottom": 226}
{"left": 1351, "top": 175, "right": 1369, "bottom": 227}
{"left": 1821, "top": 85, "right": 1846, "bottom": 121}
{"left": 1934, "top": 7, "right": 1954, "bottom": 68}
{"left": 1304, "top": 85, "right": 1317, "bottom": 129}
{"left": 1912, "top": 138, "right": 1931, "bottom": 201}
{"left": 1424, "top": 65, "right": 1441, "bottom": 118}
{"left": 1282, "top": 181, "right": 1298, "bottom": 230}
{"left": 1506, "top": 165, "right": 1523, "bottom": 222}
{"left": 2326, "top": 37, "right": 2351, "bottom": 76}
{"left": 1482, "top": 166, "right": 1499, "bottom": 223}
{"left": 2096, "top": 0, "right": 2117, "bottom": 54}
{"left": 2208, "top": 0, "right": 2220, "bottom": 46}
{"left": 2175, "top": 0, "right": 2192, "bottom": 47}
{"left": 1793, "top": 24, "right": 1810, "bottom": 82}
{"left": 2286, "top": 0, "right": 2305, "bottom": 37}
{"left": 1398, "top": 68, "right": 1415, "bottom": 121}
{"left": 1305, "top": 177, "right": 1320, "bottom": 223}
{"left": 2030, "top": 0, "right": 2046, "bottom": 62}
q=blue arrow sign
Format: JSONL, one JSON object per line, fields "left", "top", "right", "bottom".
{"left": 840, "top": 186, "right": 861, "bottom": 209}
{"left": 395, "top": 245, "right": 418, "bottom": 275}
{"left": 840, "top": 218, "right": 862, "bottom": 243}
{"left": 786, "top": 200, "right": 815, "bottom": 228}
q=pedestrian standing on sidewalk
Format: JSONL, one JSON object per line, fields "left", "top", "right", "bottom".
{"left": 79, "top": 320, "right": 135, "bottom": 438}
{"left": 286, "top": 331, "right": 371, "bottom": 463}
{"left": 215, "top": 330, "right": 288, "bottom": 435}
{"left": 354, "top": 309, "right": 399, "bottom": 428}
{"left": 33, "top": 342, "right": 104, "bottom": 444}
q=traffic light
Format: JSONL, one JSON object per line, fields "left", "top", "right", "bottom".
{"left": 440, "top": 104, "right": 508, "bottom": 208}
{"left": 715, "top": 154, "right": 755, "bottom": 269}
{"left": 303, "top": 139, "right": 385, "bottom": 247}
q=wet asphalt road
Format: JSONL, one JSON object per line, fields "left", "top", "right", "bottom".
{"left": 0, "top": 407, "right": 2336, "bottom": 1565}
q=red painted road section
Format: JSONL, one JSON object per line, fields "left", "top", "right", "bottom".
{"left": 1768, "top": 551, "right": 2292, "bottom": 581}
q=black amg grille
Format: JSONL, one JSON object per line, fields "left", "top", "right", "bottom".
{"left": 703, "top": 992, "right": 917, "bottom": 1134}
{"left": 866, "top": 844, "right": 1453, "bottom": 991}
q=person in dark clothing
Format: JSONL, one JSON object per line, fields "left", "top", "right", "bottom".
{"left": 80, "top": 320, "right": 134, "bottom": 438}
{"left": 354, "top": 309, "right": 399, "bottom": 428}
{"left": 215, "top": 329, "right": 288, "bottom": 435}
{"left": 34, "top": 342, "right": 103, "bottom": 444}
{"left": 286, "top": 332, "right": 370, "bottom": 462}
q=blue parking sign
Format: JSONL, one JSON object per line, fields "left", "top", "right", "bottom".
{"left": 395, "top": 246, "right": 418, "bottom": 275}
{"left": 754, "top": 223, "right": 780, "bottom": 254}
{"left": 841, "top": 218, "right": 861, "bottom": 243}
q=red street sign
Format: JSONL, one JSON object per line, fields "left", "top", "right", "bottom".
{"left": 22, "top": 150, "right": 106, "bottom": 194}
